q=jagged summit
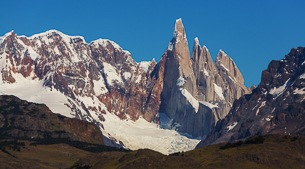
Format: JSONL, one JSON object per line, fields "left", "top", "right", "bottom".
{"left": 91, "top": 38, "right": 120, "bottom": 48}
{"left": 165, "top": 18, "right": 194, "bottom": 84}
{"left": 158, "top": 19, "right": 250, "bottom": 138}
{"left": 167, "top": 18, "right": 189, "bottom": 56}
{"left": 218, "top": 48, "right": 225, "bottom": 53}
{"left": 194, "top": 37, "right": 200, "bottom": 45}
{"left": 198, "top": 47, "right": 305, "bottom": 148}
{"left": 25, "top": 29, "right": 87, "bottom": 44}
{"left": 216, "top": 49, "right": 245, "bottom": 85}
{"left": 91, "top": 38, "right": 131, "bottom": 55}
{"left": 216, "top": 49, "right": 233, "bottom": 63}
{"left": 0, "top": 30, "right": 15, "bottom": 39}
{"left": 0, "top": 31, "right": 17, "bottom": 46}
{"left": 174, "top": 18, "right": 186, "bottom": 40}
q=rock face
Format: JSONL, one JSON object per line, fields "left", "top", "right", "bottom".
{"left": 157, "top": 19, "right": 250, "bottom": 138}
{"left": 197, "top": 47, "right": 305, "bottom": 147}
{"left": 192, "top": 43, "right": 249, "bottom": 121}
{"left": 159, "top": 19, "right": 209, "bottom": 138}
{"left": 0, "top": 19, "right": 249, "bottom": 144}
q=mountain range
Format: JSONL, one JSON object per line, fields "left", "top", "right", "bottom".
{"left": 0, "top": 19, "right": 250, "bottom": 154}
{"left": 0, "top": 18, "right": 304, "bottom": 158}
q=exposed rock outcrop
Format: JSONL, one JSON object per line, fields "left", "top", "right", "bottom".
{"left": 158, "top": 19, "right": 250, "bottom": 138}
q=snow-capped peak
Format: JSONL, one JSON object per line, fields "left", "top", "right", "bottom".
{"left": 91, "top": 38, "right": 131, "bottom": 55}
{"left": 91, "top": 38, "right": 120, "bottom": 49}
{"left": 2, "top": 30, "right": 15, "bottom": 37}
{"left": 176, "top": 18, "right": 182, "bottom": 23}
{"left": 216, "top": 49, "right": 226, "bottom": 62}
{"left": 28, "top": 29, "right": 87, "bottom": 43}
{"left": 0, "top": 30, "right": 16, "bottom": 43}
{"left": 219, "top": 49, "right": 225, "bottom": 54}
{"left": 29, "top": 29, "right": 65, "bottom": 39}
{"left": 194, "top": 37, "right": 200, "bottom": 45}
{"left": 217, "top": 49, "right": 235, "bottom": 63}
{"left": 174, "top": 18, "right": 186, "bottom": 40}
{"left": 203, "top": 45, "right": 209, "bottom": 51}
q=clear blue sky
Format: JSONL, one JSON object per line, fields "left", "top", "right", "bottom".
{"left": 2, "top": 0, "right": 305, "bottom": 87}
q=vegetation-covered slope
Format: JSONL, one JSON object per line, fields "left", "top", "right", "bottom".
{"left": 70, "top": 135, "right": 305, "bottom": 169}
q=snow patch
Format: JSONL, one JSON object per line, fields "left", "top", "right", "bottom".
{"left": 269, "top": 79, "right": 290, "bottom": 97}
{"left": 203, "top": 68, "right": 209, "bottom": 76}
{"left": 123, "top": 72, "right": 132, "bottom": 80}
{"left": 265, "top": 115, "right": 273, "bottom": 122}
{"left": 139, "top": 61, "right": 151, "bottom": 73}
{"left": 180, "top": 89, "right": 199, "bottom": 113}
{"left": 194, "top": 37, "right": 200, "bottom": 45}
{"left": 270, "top": 107, "right": 276, "bottom": 114}
{"left": 229, "top": 76, "right": 237, "bottom": 83}
{"left": 214, "top": 83, "right": 225, "bottom": 100}
{"left": 167, "top": 41, "right": 174, "bottom": 51}
{"left": 103, "top": 62, "right": 123, "bottom": 85}
{"left": 0, "top": 44, "right": 7, "bottom": 82}
{"left": 176, "top": 77, "right": 186, "bottom": 87}
{"left": 15, "top": 38, "right": 39, "bottom": 60}
{"left": 54, "top": 46, "right": 61, "bottom": 55}
{"left": 293, "top": 88, "right": 305, "bottom": 95}
{"left": 180, "top": 88, "right": 217, "bottom": 111}
{"left": 135, "top": 74, "right": 142, "bottom": 83}
{"left": 256, "top": 101, "right": 266, "bottom": 116}
{"left": 199, "top": 101, "right": 218, "bottom": 109}
{"left": 220, "top": 63, "right": 229, "bottom": 72}
{"left": 227, "top": 122, "right": 238, "bottom": 131}
{"left": 93, "top": 78, "right": 108, "bottom": 95}
{"left": 299, "top": 73, "right": 305, "bottom": 79}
